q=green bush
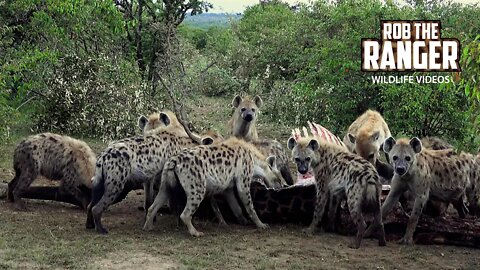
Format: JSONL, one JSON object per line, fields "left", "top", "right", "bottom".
{"left": 34, "top": 54, "right": 153, "bottom": 141}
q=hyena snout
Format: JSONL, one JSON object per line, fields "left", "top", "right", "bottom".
{"left": 296, "top": 161, "right": 309, "bottom": 175}
{"left": 241, "top": 110, "right": 255, "bottom": 122}
{"left": 395, "top": 166, "right": 407, "bottom": 176}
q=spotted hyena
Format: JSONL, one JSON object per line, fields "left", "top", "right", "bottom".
{"left": 344, "top": 110, "right": 391, "bottom": 165}
{"left": 368, "top": 137, "right": 478, "bottom": 245}
{"left": 86, "top": 111, "right": 220, "bottom": 234}
{"left": 229, "top": 95, "right": 294, "bottom": 185}
{"left": 7, "top": 133, "right": 96, "bottom": 210}
{"left": 138, "top": 110, "right": 189, "bottom": 137}
{"left": 400, "top": 136, "right": 454, "bottom": 217}
{"left": 287, "top": 137, "right": 386, "bottom": 249}
{"left": 143, "top": 137, "right": 284, "bottom": 236}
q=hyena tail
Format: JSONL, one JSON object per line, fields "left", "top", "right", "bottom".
{"left": 162, "top": 160, "right": 186, "bottom": 218}
{"left": 90, "top": 162, "right": 105, "bottom": 208}
{"left": 362, "top": 178, "right": 381, "bottom": 214}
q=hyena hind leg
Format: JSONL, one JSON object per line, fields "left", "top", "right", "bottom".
{"left": 9, "top": 169, "right": 37, "bottom": 210}
{"left": 347, "top": 197, "right": 367, "bottom": 249}
{"left": 143, "top": 187, "right": 170, "bottom": 231}
{"left": 180, "top": 192, "right": 206, "bottom": 237}
{"left": 91, "top": 182, "right": 124, "bottom": 234}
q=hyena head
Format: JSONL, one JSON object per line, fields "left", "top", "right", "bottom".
{"left": 347, "top": 131, "right": 382, "bottom": 164}
{"left": 232, "top": 95, "right": 263, "bottom": 123}
{"left": 256, "top": 155, "right": 287, "bottom": 188}
{"left": 200, "top": 130, "right": 224, "bottom": 145}
{"left": 287, "top": 137, "right": 319, "bottom": 175}
{"left": 138, "top": 110, "right": 189, "bottom": 137}
{"left": 383, "top": 137, "right": 422, "bottom": 177}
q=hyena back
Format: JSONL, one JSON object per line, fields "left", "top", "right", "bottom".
{"left": 143, "top": 137, "right": 283, "bottom": 236}
{"left": 8, "top": 133, "right": 96, "bottom": 210}
{"left": 287, "top": 137, "right": 386, "bottom": 249}
{"left": 373, "top": 137, "right": 477, "bottom": 245}
{"left": 344, "top": 109, "right": 391, "bottom": 165}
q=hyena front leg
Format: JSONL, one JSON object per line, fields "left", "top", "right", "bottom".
{"left": 399, "top": 193, "right": 428, "bottom": 245}
{"left": 224, "top": 188, "right": 248, "bottom": 225}
{"left": 143, "top": 178, "right": 155, "bottom": 217}
{"left": 304, "top": 182, "right": 328, "bottom": 234}
{"left": 452, "top": 193, "right": 468, "bottom": 218}
{"left": 210, "top": 198, "right": 227, "bottom": 225}
{"left": 62, "top": 175, "right": 91, "bottom": 210}
{"left": 235, "top": 177, "right": 268, "bottom": 229}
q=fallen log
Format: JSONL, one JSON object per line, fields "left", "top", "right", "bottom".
{"left": 0, "top": 182, "right": 141, "bottom": 209}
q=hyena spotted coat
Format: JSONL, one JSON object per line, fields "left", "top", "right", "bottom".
{"left": 287, "top": 137, "right": 386, "bottom": 249}
{"left": 86, "top": 112, "right": 219, "bottom": 234}
{"left": 8, "top": 133, "right": 96, "bottom": 210}
{"left": 143, "top": 137, "right": 283, "bottom": 237}
{"left": 368, "top": 137, "right": 479, "bottom": 245}
{"left": 229, "top": 95, "right": 294, "bottom": 186}
{"left": 344, "top": 109, "right": 391, "bottom": 165}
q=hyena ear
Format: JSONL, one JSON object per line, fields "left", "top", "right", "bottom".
{"left": 383, "top": 137, "right": 396, "bottom": 153}
{"left": 253, "top": 95, "right": 263, "bottom": 108}
{"left": 287, "top": 137, "right": 297, "bottom": 150}
{"left": 232, "top": 95, "right": 242, "bottom": 108}
{"left": 138, "top": 115, "right": 148, "bottom": 131}
{"left": 308, "top": 139, "right": 319, "bottom": 151}
{"left": 371, "top": 131, "right": 380, "bottom": 141}
{"left": 159, "top": 112, "right": 171, "bottom": 126}
{"left": 201, "top": 137, "right": 214, "bottom": 145}
{"left": 266, "top": 155, "right": 277, "bottom": 170}
{"left": 410, "top": 137, "right": 422, "bottom": 154}
{"left": 347, "top": 133, "right": 356, "bottom": 144}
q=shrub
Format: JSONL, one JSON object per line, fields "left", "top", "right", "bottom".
{"left": 34, "top": 54, "right": 155, "bottom": 141}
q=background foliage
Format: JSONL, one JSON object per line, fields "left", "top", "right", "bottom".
{"left": 0, "top": 0, "right": 479, "bottom": 150}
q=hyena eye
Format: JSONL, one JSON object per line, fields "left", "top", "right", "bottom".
{"left": 405, "top": 156, "right": 411, "bottom": 162}
{"left": 368, "top": 153, "right": 374, "bottom": 159}
{"left": 305, "top": 157, "right": 311, "bottom": 162}
{"left": 251, "top": 108, "right": 256, "bottom": 112}
{"left": 392, "top": 156, "right": 398, "bottom": 161}
{"left": 294, "top": 158, "right": 301, "bottom": 163}
{"left": 241, "top": 108, "right": 246, "bottom": 112}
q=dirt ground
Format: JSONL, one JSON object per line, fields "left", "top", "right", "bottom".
{"left": 1, "top": 170, "right": 480, "bottom": 269}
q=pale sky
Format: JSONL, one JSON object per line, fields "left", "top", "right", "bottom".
{"left": 208, "top": 0, "right": 479, "bottom": 13}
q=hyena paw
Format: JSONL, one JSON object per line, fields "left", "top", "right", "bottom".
{"left": 14, "top": 201, "right": 27, "bottom": 211}
{"left": 397, "top": 236, "right": 413, "bottom": 245}
{"left": 257, "top": 223, "right": 269, "bottom": 230}
{"left": 190, "top": 230, "right": 204, "bottom": 237}
{"left": 143, "top": 223, "right": 154, "bottom": 231}
{"left": 302, "top": 227, "right": 315, "bottom": 235}
{"left": 95, "top": 226, "right": 109, "bottom": 235}
{"left": 348, "top": 241, "right": 361, "bottom": 249}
